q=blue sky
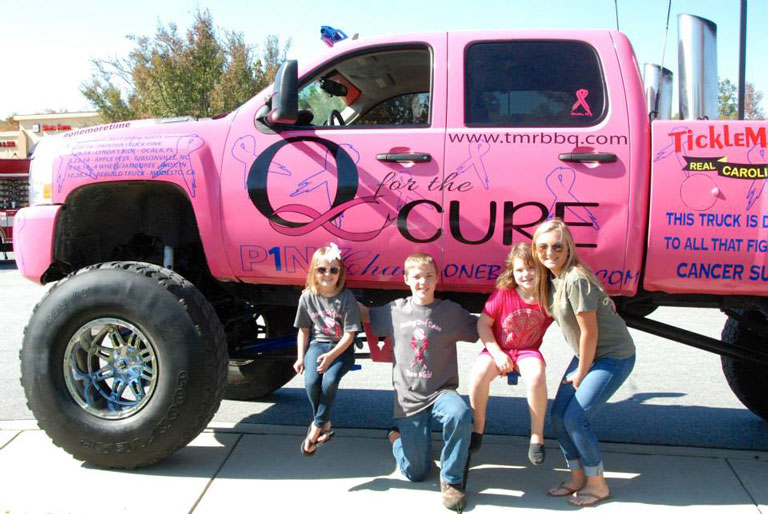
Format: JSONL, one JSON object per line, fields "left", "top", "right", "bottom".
{"left": 1, "top": 0, "right": 764, "bottom": 119}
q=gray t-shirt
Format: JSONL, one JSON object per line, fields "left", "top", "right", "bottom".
{"left": 550, "top": 271, "right": 635, "bottom": 360}
{"left": 294, "top": 289, "right": 362, "bottom": 343}
{"left": 369, "top": 297, "right": 478, "bottom": 418}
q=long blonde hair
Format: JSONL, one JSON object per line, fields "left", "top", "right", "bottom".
{"left": 304, "top": 245, "right": 347, "bottom": 294}
{"left": 531, "top": 219, "right": 603, "bottom": 316}
{"left": 495, "top": 242, "right": 535, "bottom": 290}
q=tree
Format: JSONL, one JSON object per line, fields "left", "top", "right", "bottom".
{"left": 718, "top": 78, "right": 738, "bottom": 120}
{"left": 745, "top": 82, "right": 765, "bottom": 120}
{"left": 0, "top": 116, "right": 19, "bottom": 131}
{"left": 718, "top": 78, "right": 764, "bottom": 120}
{"left": 298, "top": 83, "right": 345, "bottom": 125}
{"left": 81, "top": 10, "right": 290, "bottom": 122}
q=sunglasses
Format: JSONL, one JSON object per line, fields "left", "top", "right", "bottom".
{"left": 316, "top": 266, "right": 340, "bottom": 275}
{"left": 536, "top": 242, "right": 565, "bottom": 254}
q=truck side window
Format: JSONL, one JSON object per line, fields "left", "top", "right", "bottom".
{"left": 294, "top": 47, "right": 431, "bottom": 129}
{"left": 355, "top": 93, "right": 430, "bottom": 126}
{"left": 464, "top": 41, "right": 606, "bottom": 127}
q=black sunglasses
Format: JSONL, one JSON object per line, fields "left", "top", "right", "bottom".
{"left": 536, "top": 242, "right": 565, "bottom": 254}
{"left": 317, "top": 266, "right": 340, "bottom": 275}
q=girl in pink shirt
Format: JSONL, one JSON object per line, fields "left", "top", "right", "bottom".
{"left": 469, "top": 243, "right": 553, "bottom": 464}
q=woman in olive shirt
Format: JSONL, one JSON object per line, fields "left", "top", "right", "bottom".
{"left": 532, "top": 219, "right": 635, "bottom": 508}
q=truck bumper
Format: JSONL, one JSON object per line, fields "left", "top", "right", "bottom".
{"left": 13, "top": 205, "right": 61, "bottom": 284}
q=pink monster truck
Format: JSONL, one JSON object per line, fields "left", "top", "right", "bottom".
{"left": 14, "top": 27, "right": 768, "bottom": 468}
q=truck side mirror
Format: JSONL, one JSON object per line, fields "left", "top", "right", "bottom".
{"left": 268, "top": 60, "right": 299, "bottom": 124}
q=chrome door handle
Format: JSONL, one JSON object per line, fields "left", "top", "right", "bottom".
{"left": 558, "top": 152, "right": 617, "bottom": 163}
{"left": 376, "top": 153, "right": 432, "bottom": 163}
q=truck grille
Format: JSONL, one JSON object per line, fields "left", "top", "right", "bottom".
{"left": 0, "top": 178, "right": 29, "bottom": 210}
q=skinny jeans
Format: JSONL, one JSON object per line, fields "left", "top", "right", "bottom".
{"left": 550, "top": 354, "right": 635, "bottom": 476}
{"left": 392, "top": 390, "right": 472, "bottom": 485}
{"left": 303, "top": 341, "right": 355, "bottom": 428}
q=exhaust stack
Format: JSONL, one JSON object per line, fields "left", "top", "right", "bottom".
{"left": 678, "top": 14, "right": 718, "bottom": 120}
{"left": 644, "top": 63, "right": 673, "bottom": 120}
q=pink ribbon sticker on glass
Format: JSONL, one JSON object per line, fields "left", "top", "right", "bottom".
{"left": 571, "top": 89, "right": 593, "bottom": 116}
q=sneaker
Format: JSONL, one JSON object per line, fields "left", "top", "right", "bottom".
{"left": 440, "top": 480, "right": 467, "bottom": 511}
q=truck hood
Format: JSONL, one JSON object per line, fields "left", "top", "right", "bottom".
{"left": 30, "top": 115, "right": 232, "bottom": 205}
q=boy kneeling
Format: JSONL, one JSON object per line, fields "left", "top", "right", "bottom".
{"left": 361, "top": 253, "right": 478, "bottom": 511}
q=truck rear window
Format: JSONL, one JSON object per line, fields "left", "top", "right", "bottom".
{"left": 464, "top": 41, "right": 606, "bottom": 127}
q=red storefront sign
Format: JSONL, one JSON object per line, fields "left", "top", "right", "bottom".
{"left": 42, "top": 124, "right": 72, "bottom": 132}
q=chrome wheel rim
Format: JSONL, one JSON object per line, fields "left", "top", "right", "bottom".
{"left": 63, "top": 318, "right": 158, "bottom": 419}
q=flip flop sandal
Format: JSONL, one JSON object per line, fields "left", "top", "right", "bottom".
{"left": 547, "top": 481, "right": 581, "bottom": 497}
{"left": 568, "top": 493, "right": 612, "bottom": 507}
{"left": 317, "top": 429, "right": 335, "bottom": 444}
{"left": 300, "top": 427, "right": 318, "bottom": 457}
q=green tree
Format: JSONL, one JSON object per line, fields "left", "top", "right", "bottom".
{"left": 255, "top": 35, "right": 290, "bottom": 92}
{"left": 81, "top": 10, "right": 290, "bottom": 122}
{"left": 718, "top": 78, "right": 764, "bottom": 120}
{"left": 718, "top": 78, "right": 738, "bottom": 120}
{"left": 298, "top": 82, "right": 346, "bottom": 125}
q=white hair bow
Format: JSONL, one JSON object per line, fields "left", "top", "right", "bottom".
{"left": 326, "top": 242, "right": 342, "bottom": 262}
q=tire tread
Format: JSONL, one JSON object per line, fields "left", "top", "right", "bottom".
{"left": 20, "top": 261, "right": 228, "bottom": 468}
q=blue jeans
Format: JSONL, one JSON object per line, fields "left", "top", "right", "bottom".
{"left": 392, "top": 390, "right": 472, "bottom": 485}
{"left": 550, "top": 354, "right": 635, "bottom": 477}
{"left": 303, "top": 342, "right": 355, "bottom": 428}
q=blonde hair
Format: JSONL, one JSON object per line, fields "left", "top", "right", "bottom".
{"left": 531, "top": 218, "right": 604, "bottom": 316}
{"left": 495, "top": 242, "right": 535, "bottom": 290}
{"left": 403, "top": 253, "right": 439, "bottom": 277}
{"left": 304, "top": 246, "right": 346, "bottom": 294}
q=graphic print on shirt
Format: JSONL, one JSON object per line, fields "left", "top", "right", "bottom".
{"left": 309, "top": 306, "right": 343, "bottom": 340}
{"left": 502, "top": 308, "right": 547, "bottom": 349}
{"left": 409, "top": 328, "right": 432, "bottom": 378}
{"left": 322, "top": 315, "right": 342, "bottom": 338}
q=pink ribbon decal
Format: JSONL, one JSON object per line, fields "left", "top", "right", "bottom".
{"left": 231, "top": 135, "right": 257, "bottom": 188}
{"left": 232, "top": 135, "right": 291, "bottom": 188}
{"left": 746, "top": 145, "right": 767, "bottom": 210}
{"left": 456, "top": 142, "right": 490, "bottom": 189}
{"left": 570, "top": 89, "right": 593, "bottom": 117}
{"left": 545, "top": 167, "right": 599, "bottom": 229}
{"left": 269, "top": 195, "right": 392, "bottom": 241}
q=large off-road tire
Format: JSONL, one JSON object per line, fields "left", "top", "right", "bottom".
{"left": 721, "top": 312, "right": 768, "bottom": 421}
{"left": 20, "top": 262, "right": 228, "bottom": 468}
{"left": 226, "top": 351, "right": 297, "bottom": 400}
{"left": 226, "top": 308, "right": 297, "bottom": 400}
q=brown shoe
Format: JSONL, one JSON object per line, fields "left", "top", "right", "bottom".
{"left": 440, "top": 480, "right": 467, "bottom": 511}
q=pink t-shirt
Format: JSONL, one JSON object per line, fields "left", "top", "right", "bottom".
{"left": 482, "top": 288, "right": 552, "bottom": 351}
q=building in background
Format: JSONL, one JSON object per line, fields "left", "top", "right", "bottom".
{"left": 0, "top": 112, "right": 100, "bottom": 254}
{"left": 0, "top": 111, "right": 101, "bottom": 159}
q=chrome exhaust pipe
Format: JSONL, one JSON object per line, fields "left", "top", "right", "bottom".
{"left": 644, "top": 63, "right": 673, "bottom": 120}
{"left": 678, "top": 14, "right": 718, "bottom": 120}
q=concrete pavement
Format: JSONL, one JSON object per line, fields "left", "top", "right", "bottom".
{"left": 1, "top": 420, "right": 766, "bottom": 514}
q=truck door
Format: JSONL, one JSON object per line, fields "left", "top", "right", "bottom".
{"left": 443, "top": 31, "right": 641, "bottom": 295}
{"left": 220, "top": 35, "right": 447, "bottom": 288}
